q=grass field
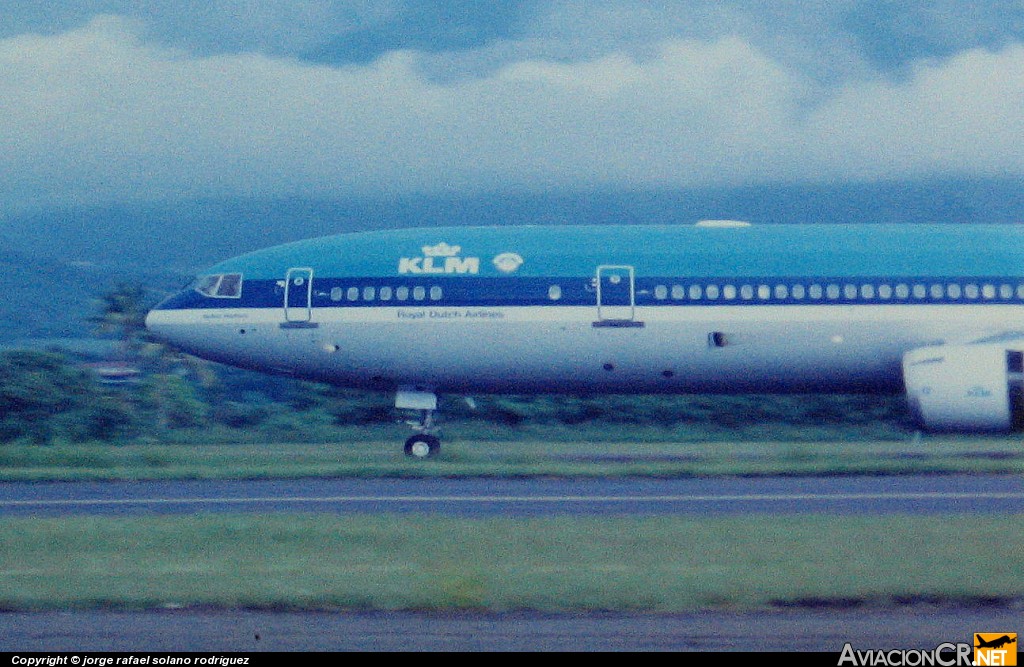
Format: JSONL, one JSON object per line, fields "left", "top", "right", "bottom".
{"left": 0, "top": 514, "right": 1020, "bottom": 611}
{"left": 0, "top": 432, "right": 1022, "bottom": 481}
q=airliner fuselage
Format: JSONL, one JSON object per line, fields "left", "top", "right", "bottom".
{"left": 146, "top": 222, "right": 1024, "bottom": 455}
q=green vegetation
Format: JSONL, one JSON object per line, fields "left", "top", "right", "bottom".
{"left": 88, "top": 283, "right": 151, "bottom": 361}
{"left": 0, "top": 346, "right": 922, "bottom": 448}
{"left": 0, "top": 514, "right": 1019, "bottom": 611}
{"left": 0, "top": 350, "right": 138, "bottom": 444}
{"left": 1, "top": 436, "right": 1023, "bottom": 481}
{"left": 1, "top": 343, "right": 1023, "bottom": 480}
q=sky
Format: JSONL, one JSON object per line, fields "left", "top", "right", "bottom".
{"left": 3, "top": 1, "right": 1024, "bottom": 214}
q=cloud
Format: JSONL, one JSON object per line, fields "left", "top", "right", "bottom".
{"left": 8, "top": 2, "right": 1024, "bottom": 78}
{"left": 0, "top": 1, "right": 404, "bottom": 56}
{"left": 2, "top": 15, "right": 1024, "bottom": 212}
{"left": 806, "top": 45, "right": 1024, "bottom": 180}
{"left": 431, "top": 1, "right": 1024, "bottom": 85}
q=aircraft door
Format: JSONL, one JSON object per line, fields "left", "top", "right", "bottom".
{"left": 594, "top": 265, "right": 642, "bottom": 327}
{"left": 282, "top": 267, "right": 317, "bottom": 327}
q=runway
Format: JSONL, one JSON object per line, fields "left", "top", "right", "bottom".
{"left": 2, "top": 475, "right": 1022, "bottom": 651}
{"left": 1, "top": 475, "right": 1022, "bottom": 516}
{"left": 3, "top": 607, "right": 1022, "bottom": 651}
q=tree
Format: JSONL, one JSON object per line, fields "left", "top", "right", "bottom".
{"left": 139, "top": 373, "right": 209, "bottom": 430}
{"left": 0, "top": 351, "right": 136, "bottom": 443}
{"left": 89, "top": 283, "right": 217, "bottom": 437}
{"left": 89, "top": 283, "right": 152, "bottom": 361}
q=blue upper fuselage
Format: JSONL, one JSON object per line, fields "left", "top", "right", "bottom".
{"left": 151, "top": 222, "right": 1024, "bottom": 312}
{"left": 204, "top": 223, "right": 1024, "bottom": 278}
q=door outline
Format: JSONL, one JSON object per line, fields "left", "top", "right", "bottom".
{"left": 593, "top": 265, "right": 643, "bottom": 327}
{"left": 282, "top": 267, "right": 317, "bottom": 328}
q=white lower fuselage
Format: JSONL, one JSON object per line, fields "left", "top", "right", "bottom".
{"left": 145, "top": 303, "right": 1021, "bottom": 395}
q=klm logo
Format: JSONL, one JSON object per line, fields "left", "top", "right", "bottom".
{"left": 399, "top": 242, "right": 480, "bottom": 275}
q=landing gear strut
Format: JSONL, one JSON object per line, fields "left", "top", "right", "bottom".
{"left": 396, "top": 388, "right": 440, "bottom": 459}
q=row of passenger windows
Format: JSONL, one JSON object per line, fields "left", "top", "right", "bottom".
{"left": 650, "top": 282, "right": 1024, "bottom": 302}
{"left": 328, "top": 284, "right": 566, "bottom": 303}
{"left": 318, "top": 280, "right": 1024, "bottom": 304}
{"left": 329, "top": 285, "right": 443, "bottom": 302}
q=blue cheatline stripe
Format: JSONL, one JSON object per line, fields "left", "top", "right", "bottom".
{"left": 153, "top": 276, "right": 1024, "bottom": 311}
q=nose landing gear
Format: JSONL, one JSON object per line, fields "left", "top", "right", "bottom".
{"left": 404, "top": 433, "right": 440, "bottom": 458}
{"left": 396, "top": 388, "right": 440, "bottom": 459}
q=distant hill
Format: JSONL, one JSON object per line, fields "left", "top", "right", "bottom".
{"left": 2, "top": 177, "right": 1023, "bottom": 341}
{"left": 0, "top": 249, "right": 182, "bottom": 342}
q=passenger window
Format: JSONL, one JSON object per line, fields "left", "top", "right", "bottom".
{"left": 363, "top": 286, "right": 376, "bottom": 301}
{"left": 774, "top": 285, "right": 788, "bottom": 300}
{"left": 689, "top": 285, "right": 703, "bottom": 300}
{"left": 878, "top": 285, "right": 892, "bottom": 299}
{"left": 706, "top": 285, "right": 720, "bottom": 300}
{"left": 895, "top": 284, "right": 910, "bottom": 299}
{"left": 413, "top": 286, "right": 426, "bottom": 301}
{"left": 860, "top": 284, "right": 874, "bottom": 299}
{"left": 430, "top": 286, "right": 442, "bottom": 301}
{"left": 929, "top": 284, "right": 943, "bottom": 299}
{"left": 740, "top": 285, "right": 753, "bottom": 300}
{"left": 757, "top": 285, "right": 770, "bottom": 300}
{"left": 1000, "top": 284, "right": 1013, "bottom": 299}
{"left": 965, "top": 284, "right": 979, "bottom": 299}
{"left": 379, "top": 286, "right": 393, "bottom": 301}
{"left": 347, "top": 287, "right": 359, "bottom": 301}
{"left": 982, "top": 284, "right": 996, "bottom": 299}
{"left": 826, "top": 284, "right": 840, "bottom": 300}
{"left": 723, "top": 285, "right": 737, "bottom": 300}
{"left": 396, "top": 286, "right": 409, "bottom": 301}
{"left": 330, "top": 287, "right": 343, "bottom": 301}
{"left": 654, "top": 285, "right": 667, "bottom": 300}
{"left": 912, "top": 284, "right": 926, "bottom": 299}
{"left": 947, "top": 284, "right": 961, "bottom": 299}
{"left": 843, "top": 284, "right": 857, "bottom": 299}
{"left": 809, "top": 284, "right": 823, "bottom": 300}
{"left": 671, "top": 285, "right": 685, "bottom": 300}
{"left": 792, "top": 284, "right": 805, "bottom": 299}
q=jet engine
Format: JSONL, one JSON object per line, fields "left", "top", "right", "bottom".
{"left": 903, "top": 344, "right": 1024, "bottom": 432}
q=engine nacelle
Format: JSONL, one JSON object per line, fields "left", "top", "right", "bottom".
{"left": 903, "top": 344, "right": 1024, "bottom": 432}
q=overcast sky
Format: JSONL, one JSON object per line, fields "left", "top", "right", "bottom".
{"left": 3, "top": 1, "right": 1024, "bottom": 214}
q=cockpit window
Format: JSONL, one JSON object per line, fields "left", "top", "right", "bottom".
{"left": 195, "top": 275, "right": 220, "bottom": 296}
{"left": 195, "top": 273, "right": 243, "bottom": 298}
{"left": 216, "top": 273, "right": 243, "bottom": 297}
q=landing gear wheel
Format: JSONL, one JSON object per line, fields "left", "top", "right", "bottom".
{"left": 404, "top": 434, "right": 440, "bottom": 459}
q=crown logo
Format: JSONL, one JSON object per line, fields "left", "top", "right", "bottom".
{"left": 422, "top": 242, "right": 461, "bottom": 257}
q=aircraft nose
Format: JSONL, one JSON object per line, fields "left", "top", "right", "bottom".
{"left": 144, "top": 308, "right": 159, "bottom": 336}
{"left": 144, "top": 307, "right": 169, "bottom": 344}
{"left": 144, "top": 292, "right": 181, "bottom": 344}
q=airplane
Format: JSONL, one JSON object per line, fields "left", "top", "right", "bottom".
{"left": 145, "top": 220, "right": 1024, "bottom": 457}
{"left": 975, "top": 634, "right": 1016, "bottom": 650}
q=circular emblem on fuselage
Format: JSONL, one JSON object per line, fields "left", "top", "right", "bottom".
{"left": 493, "top": 252, "right": 524, "bottom": 273}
